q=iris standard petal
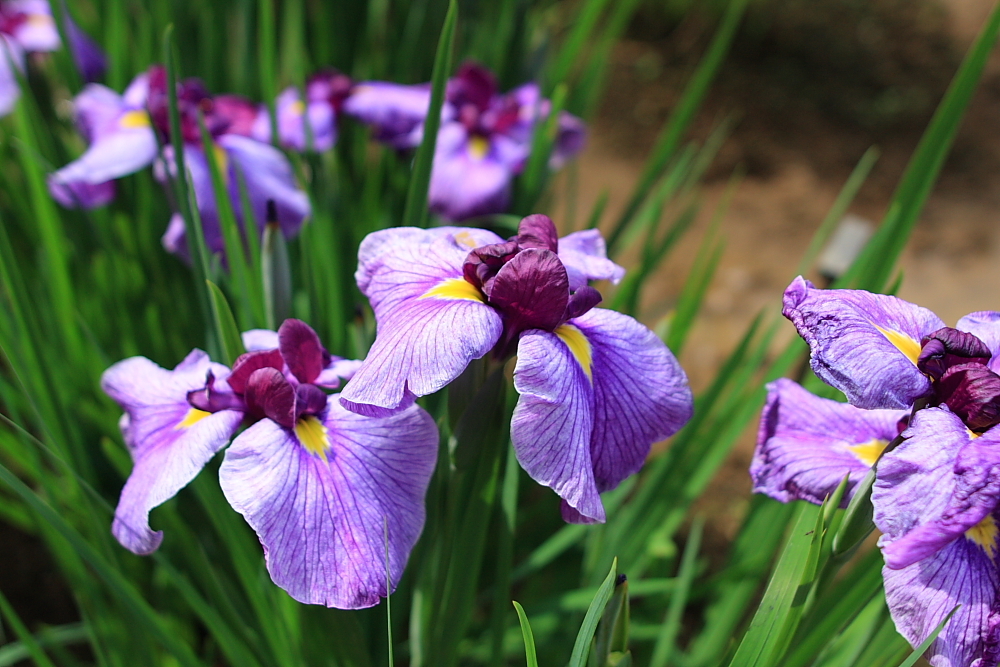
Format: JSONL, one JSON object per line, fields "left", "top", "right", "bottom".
{"left": 883, "top": 532, "right": 1000, "bottom": 667}
{"left": 877, "top": 408, "right": 1000, "bottom": 570}
{"left": 512, "top": 329, "right": 603, "bottom": 523}
{"left": 782, "top": 276, "right": 946, "bottom": 409}
{"left": 342, "top": 81, "right": 434, "bottom": 149}
{"left": 428, "top": 123, "right": 512, "bottom": 221}
{"left": 958, "top": 311, "right": 1000, "bottom": 374}
{"left": 751, "top": 378, "right": 905, "bottom": 506}
{"left": 218, "top": 397, "right": 438, "bottom": 608}
{"left": 573, "top": 308, "right": 693, "bottom": 493}
{"left": 101, "top": 351, "right": 242, "bottom": 554}
{"left": 558, "top": 229, "right": 625, "bottom": 289}
{"left": 220, "top": 133, "right": 311, "bottom": 240}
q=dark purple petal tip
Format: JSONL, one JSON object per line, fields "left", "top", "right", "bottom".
{"left": 295, "top": 383, "right": 328, "bottom": 419}
{"left": 228, "top": 349, "right": 285, "bottom": 394}
{"left": 937, "top": 363, "right": 1000, "bottom": 431}
{"left": 278, "top": 318, "right": 327, "bottom": 384}
{"left": 516, "top": 214, "right": 559, "bottom": 253}
{"left": 918, "top": 327, "right": 992, "bottom": 381}
{"left": 244, "top": 368, "right": 296, "bottom": 428}
{"left": 565, "top": 286, "right": 602, "bottom": 320}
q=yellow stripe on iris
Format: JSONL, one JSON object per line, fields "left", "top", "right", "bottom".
{"left": 966, "top": 515, "right": 999, "bottom": 560}
{"left": 555, "top": 324, "right": 593, "bottom": 382}
{"left": 175, "top": 408, "right": 210, "bottom": 430}
{"left": 119, "top": 110, "right": 151, "bottom": 129}
{"left": 874, "top": 325, "right": 922, "bottom": 366}
{"left": 847, "top": 438, "right": 887, "bottom": 466}
{"left": 420, "top": 278, "right": 485, "bottom": 302}
{"left": 295, "top": 415, "right": 330, "bottom": 462}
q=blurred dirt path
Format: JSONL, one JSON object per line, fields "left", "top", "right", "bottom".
{"left": 572, "top": 0, "right": 1000, "bottom": 535}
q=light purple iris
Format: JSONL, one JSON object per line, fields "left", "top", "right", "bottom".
{"left": 252, "top": 69, "right": 352, "bottom": 152}
{"left": 49, "top": 65, "right": 310, "bottom": 262}
{"left": 102, "top": 319, "right": 438, "bottom": 609}
{"left": 340, "top": 214, "right": 691, "bottom": 523}
{"left": 0, "top": 1, "right": 105, "bottom": 117}
{"left": 754, "top": 278, "right": 1000, "bottom": 665}
{"left": 343, "top": 62, "right": 587, "bottom": 221}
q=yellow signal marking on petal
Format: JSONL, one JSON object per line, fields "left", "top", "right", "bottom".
{"left": 556, "top": 324, "right": 593, "bottom": 382}
{"left": 290, "top": 100, "right": 306, "bottom": 116}
{"left": 295, "top": 415, "right": 331, "bottom": 462}
{"left": 119, "top": 110, "right": 151, "bottom": 129}
{"left": 966, "top": 515, "right": 999, "bottom": 560}
{"left": 847, "top": 438, "right": 887, "bottom": 467}
{"left": 468, "top": 136, "right": 490, "bottom": 160}
{"left": 454, "top": 231, "right": 479, "bottom": 249}
{"left": 420, "top": 278, "right": 485, "bottom": 302}
{"left": 873, "top": 325, "right": 922, "bottom": 366}
{"left": 175, "top": 408, "right": 210, "bottom": 430}
{"left": 28, "top": 14, "right": 55, "bottom": 28}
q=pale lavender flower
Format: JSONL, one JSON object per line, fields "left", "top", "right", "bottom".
{"left": 252, "top": 69, "right": 352, "bottom": 152}
{"left": 341, "top": 214, "right": 689, "bottom": 523}
{"left": 102, "top": 319, "right": 437, "bottom": 609}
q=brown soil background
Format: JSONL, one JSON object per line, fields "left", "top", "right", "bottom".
{"left": 572, "top": 0, "right": 1000, "bottom": 541}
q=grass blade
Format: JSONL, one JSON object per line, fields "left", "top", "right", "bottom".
{"left": 513, "top": 602, "right": 539, "bottom": 667}
{"left": 569, "top": 558, "right": 619, "bottom": 667}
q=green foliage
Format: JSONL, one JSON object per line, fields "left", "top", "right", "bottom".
{"left": 0, "top": 0, "right": 996, "bottom": 664}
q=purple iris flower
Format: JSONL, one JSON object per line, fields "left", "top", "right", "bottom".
{"left": 0, "top": 0, "right": 59, "bottom": 116}
{"left": 751, "top": 378, "right": 907, "bottom": 506}
{"left": 340, "top": 214, "right": 691, "bottom": 523}
{"left": 252, "top": 69, "right": 352, "bottom": 152}
{"left": 60, "top": 2, "right": 105, "bottom": 82}
{"left": 49, "top": 65, "right": 311, "bottom": 262}
{"left": 753, "top": 277, "right": 1000, "bottom": 665}
{"left": 343, "top": 62, "right": 587, "bottom": 221}
{"left": 102, "top": 319, "right": 438, "bottom": 609}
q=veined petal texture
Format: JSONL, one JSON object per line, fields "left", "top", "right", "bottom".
{"left": 782, "top": 276, "right": 945, "bottom": 409}
{"left": 751, "top": 378, "right": 904, "bottom": 506}
{"left": 219, "top": 397, "right": 438, "bottom": 608}
{"left": 101, "top": 351, "right": 242, "bottom": 554}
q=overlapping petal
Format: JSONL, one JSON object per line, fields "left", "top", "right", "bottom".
{"left": 341, "top": 81, "right": 434, "bottom": 149}
{"left": 101, "top": 351, "right": 242, "bottom": 554}
{"left": 512, "top": 328, "right": 602, "bottom": 523}
{"left": 218, "top": 397, "right": 438, "bottom": 608}
{"left": 782, "top": 276, "right": 945, "bottom": 409}
{"left": 428, "top": 123, "right": 512, "bottom": 221}
{"left": 751, "top": 378, "right": 905, "bottom": 506}
{"left": 341, "top": 232, "right": 504, "bottom": 414}
{"left": 558, "top": 229, "right": 625, "bottom": 289}
{"left": 253, "top": 87, "right": 337, "bottom": 152}
{"left": 574, "top": 308, "right": 693, "bottom": 494}
{"left": 957, "top": 311, "right": 1000, "bottom": 374}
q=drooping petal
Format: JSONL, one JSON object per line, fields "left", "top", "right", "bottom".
{"left": 573, "top": 308, "right": 693, "bottom": 493}
{"left": 558, "top": 229, "right": 625, "bottom": 290}
{"left": 218, "top": 397, "right": 438, "bottom": 608}
{"left": 882, "top": 520, "right": 1000, "bottom": 667}
{"left": 875, "top": 408, "right": 1000, "bottom": 570}
{"left": 342, "top": 81, "right": 434, "bottom": 149}
{"left": 428, "top": 122, "right": 512, "bottom": 221}
{"left": 782, "top": 276, "right": 945, "bottom": 409}
{"left": 512, "top": 329, "right": 602, "bottom": 523}
{"left": 101, "top": 351, "right": 242, "bottom": 554}
{"left": 958, "top": 311, "right": 1000, "bottom": 374}
{"left": 220, "top": 133, "right": 311, "bottom": 241}
{"left": 0, "top": 37, "right": 23, "bottom": 117}
{"left": 47, "top": 177, "right": 115, "bottom": 208}
{"left": 751, "top": 378, "right": 905, "bottom": 506}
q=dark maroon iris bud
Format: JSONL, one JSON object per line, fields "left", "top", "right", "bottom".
{"left": 187, "top": 371, "right": 246, "bottom": 413}
{"left": 227, "top": 349, "right": 285, "bottom": 394}
{"left": 516, "top": 214, "right": 559, "bottom": 252}
{"left": 463, "top": 241, "right": 520, "bottom": 294}
{"left": 278, "top": 318, "right": 332, "bottom": 384}
{"left": 917, "top": 327, "right": 992, "bottom": 381}
{"left": 146, "top": 65, "right": 253, "bottom": 143}
{"left": 935, "top": 363, "right": 1000, "bottom": 431}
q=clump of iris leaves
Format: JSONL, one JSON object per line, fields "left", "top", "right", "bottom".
{"left": 1, "top": 0, "right": 998, "bottom": 665}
